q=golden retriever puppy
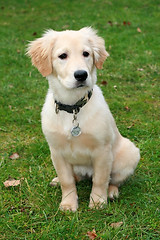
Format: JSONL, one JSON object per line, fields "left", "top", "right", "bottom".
{"left": 27, "top": 27, "right": 140, "bottom": 211}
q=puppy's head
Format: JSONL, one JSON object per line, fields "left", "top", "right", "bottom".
{"left": 27, "top": 27, "right": 109, "bottom": 89}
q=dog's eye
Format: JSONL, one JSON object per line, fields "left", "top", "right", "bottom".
{"left": 58, "top": 53, "right": 67, "bottom": 60}
{"left": 83, "top": 51, "right": 89, "bottom": 57}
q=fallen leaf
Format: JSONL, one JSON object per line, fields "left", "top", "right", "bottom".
{"left": 129, "top": 202, "right": 136, "bottom": 206}
{"left": 9, "top": 152, "right": 20, "bottom": 160}
{"left": 123, "top": 21, "right": 131, "bottom": 26}
{"left": 3, "top": 178, "right": 21, "bottom": 187}
{"left": 110, "top": 221, "right": 123, "bottom": 228}
{"left": 101, "top": 80, "right": 108, "bottom": 86}
{"left": 108, "top": 21, "right": 113, "bottom": 26}
{"left": 124, "top": 106, "right": 130, "bottom": 111}
{"left": 137, "top": 68, "right": 144, "bottom": 71}
{"left": 62, "top": 25, "right": 69, "bottom": 29}
{"left": 87, "top": 229, "right": 97, "bottom": 239}
{"left": 137, "top": 27, "right": 142, "bottom": 33}
{"left": 127, "top": 123, "right": 134, "bottom": 129}
{"left": 20, "top": 206, "right": 31, "bottom": 212}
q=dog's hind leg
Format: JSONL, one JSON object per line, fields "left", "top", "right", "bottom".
{"left": 108, "top": 137, "right": 140, "bottom": 199}
{"left": 108, "top": 184, "right": 119, "bottom": 200}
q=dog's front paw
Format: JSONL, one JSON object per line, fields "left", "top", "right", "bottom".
{"left": 60, "top": 190, "right": 78, "bottom": 212}
{"left": 89, "top": 193, "right": 107, "bottom": 209}
{"left": 60, "top": 199, "right": 78, "bottom": 212}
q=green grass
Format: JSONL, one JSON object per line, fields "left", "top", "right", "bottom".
{"left": 0, "top": 0, "right": 159, "bottom": 239}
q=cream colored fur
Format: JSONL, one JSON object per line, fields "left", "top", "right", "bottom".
{"left": 27, "top": 27, "right": 140, "bottom": 211}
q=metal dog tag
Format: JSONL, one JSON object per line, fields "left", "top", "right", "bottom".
{"left": 71, "top": 125, "right": 81, "bottom": 137}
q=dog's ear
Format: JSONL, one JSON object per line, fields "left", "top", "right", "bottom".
{"left": 26, "top": 30, "right": 57, "bottom": 77}
{"left": 80, "top": 27, "right": 109, "bottom": 69}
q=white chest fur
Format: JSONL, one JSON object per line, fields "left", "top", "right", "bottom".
{"left": 41, "top": 86, "right": 116, "bottom": 166}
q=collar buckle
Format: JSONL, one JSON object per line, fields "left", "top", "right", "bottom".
{"left": 55, "top": 102, "right": 59, "bottom": 114}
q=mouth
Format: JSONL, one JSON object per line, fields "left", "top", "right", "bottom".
{"left": 77, "top": 84, "right": 86, "bottom": 88}
{"left": 76, "top": 82, "right": 87, "bottom": 88}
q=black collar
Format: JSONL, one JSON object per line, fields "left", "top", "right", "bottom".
{"left": 55, "top": 90, "right": 93, "bottom": 114}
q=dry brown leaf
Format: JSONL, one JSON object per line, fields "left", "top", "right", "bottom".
{"left": 101, "top": 80, "right": 108, "bottom": 86}
{"left": 87, "top": 229, "right": 97, "bottom": 239}
{"left": 137, "top": 68, "right": 144, "bottom": 71}
{"left": 108, "top": 21, "right": 113, "bottom": 26}
{"left": 137, "top": 27, "right": 142, "bottom": 33}
{"left": 9, "top": 152, "right": 19, "bottom": 160}
{"left": 124, "top": 106, "right": 130, "bottom": 111}
{"left": 127, "top": 123, "right": 135, "bottom": 129}
{"left": 110, "top": 221, "right": 123, "bottom": 228}
{"left": 3, "top": 177, "right": 23, "bottom": 187}
{"left": 62, "top": 24, "right": 69, "bottom": 29}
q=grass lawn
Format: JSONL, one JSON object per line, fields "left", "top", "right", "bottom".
{"left": 0, "top": 0, "right": 159, "bottom": 239}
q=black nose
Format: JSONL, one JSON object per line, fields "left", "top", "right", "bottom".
{"left": 74, "top": 70, "right": 88, "bottom": 82}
